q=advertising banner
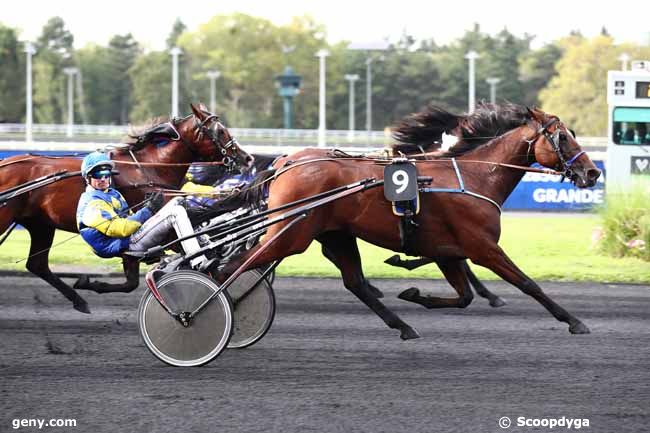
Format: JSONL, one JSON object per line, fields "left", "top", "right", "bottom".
{"left": 503, "top": 161, "right": 606, "bottom": 211}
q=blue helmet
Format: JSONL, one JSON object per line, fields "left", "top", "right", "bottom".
{"left": 81, "top": 151, "right": 115, "bottom": 179}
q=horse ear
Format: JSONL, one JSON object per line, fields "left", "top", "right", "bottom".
{"left": 190, "top": 103, "right": 204, "bottom": 119}
{"left": 526, "top": 106, "right": 535, "bottom": 119}
{"left": 198, "top": 102, "right": 210, "bottom": 113}
{"left": 526, "top": 106, "right": 543, "bottom": 122}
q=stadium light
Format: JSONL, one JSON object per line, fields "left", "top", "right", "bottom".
{"left": 465, "top": 51, "right": 480, "bottom": 113}
{"left": 344, "top": 74, "right": 360, "bottom": 138}
{"left": 348, "top": 40, "right": 389, "bottom": 134}
{"left": 24, "top": 42, "right": 36, "bottom": 143}
{"left": 206, "top": 70, "right": 221, "bottom": 114}
{"left": 316, "top": 49, "right": 329, "bottom": 147}
{"left": 63, "top": 67, "right": 79, "bottom": 137}
{"left": 170, "top": 47, "right": 182, "bottom": 117}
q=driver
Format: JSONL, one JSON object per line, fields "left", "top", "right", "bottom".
{"left": 76, "top": 151, "right": 206, "bottom": 267}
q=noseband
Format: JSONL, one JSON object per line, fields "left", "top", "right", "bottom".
{"left": 192, "top": 115, "right": 240, "bottom": 171}
{"left": 532, "top": 117, "right": 586, "bottom": 182}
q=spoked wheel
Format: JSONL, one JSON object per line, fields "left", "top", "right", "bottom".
{"left": 227, "top": 269, "right": 276, "bottom": 349}
{"left": 260, "top": 264, "right": 276, "bottom": 285}
{"left": 138, "top": 270, "right": 233, "bottom": 367}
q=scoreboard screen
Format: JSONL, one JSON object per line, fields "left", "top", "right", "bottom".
{"left": 636, "top": 81, "right": 650, "bottom": 99}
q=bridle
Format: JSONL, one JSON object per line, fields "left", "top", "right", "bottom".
{"left": 192, "top": 114, "right": 240, "bottom": 171}
{"left": 528, "top": 117, "right": 586, "bottom": 183}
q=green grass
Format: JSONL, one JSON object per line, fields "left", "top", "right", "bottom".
{"left": 597, "top": 183, "right": 650, "bottom": 261}
{"left": 1, "top": 214, "right": 649, "bottom": 283}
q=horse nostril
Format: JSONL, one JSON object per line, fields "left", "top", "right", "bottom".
{"left": 587, "top": 168, "right": 601, "bottom": 181}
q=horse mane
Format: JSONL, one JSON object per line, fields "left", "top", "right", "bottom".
{"left": 391, "top": 106, "right": 461, "bottom": 153}
{"left": 115, "top": 116, "right": 173, "bottom": 152}
{"left": 391, "top": 102, "right": 532, "bottom": 158}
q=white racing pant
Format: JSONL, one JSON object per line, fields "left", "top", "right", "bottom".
{"left": 129, "top": 197, "right": 206, "bottom": 267}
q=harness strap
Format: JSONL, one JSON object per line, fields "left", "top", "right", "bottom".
{"left": 128, "top": 149, "right": 143, "bottom": 170}
{"left": 420, "top": 158, "right": 502, "bottom": 214}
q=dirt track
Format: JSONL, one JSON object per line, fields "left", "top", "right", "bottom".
{"left": 1, "top": 275, "right": 649, "bottom": 433}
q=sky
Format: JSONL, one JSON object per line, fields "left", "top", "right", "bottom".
{"left": 3, "top": 0, "right": 650, "bottom": 50}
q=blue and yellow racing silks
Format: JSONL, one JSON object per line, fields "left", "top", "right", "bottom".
{"left": 76, "top": 187, "right": 152, "bottom": 258}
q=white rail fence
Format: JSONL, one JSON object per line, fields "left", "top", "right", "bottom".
{"left": 0, "top": 123, "right": 608, "bottom": 153}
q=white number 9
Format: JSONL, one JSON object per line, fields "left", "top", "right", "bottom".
{"left": 392, "top": 170, "right": 409, "bottom": 194}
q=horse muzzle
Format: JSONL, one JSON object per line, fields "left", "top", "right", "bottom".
{"left": 571, "top": 167, "right": 601, "bottom": 188}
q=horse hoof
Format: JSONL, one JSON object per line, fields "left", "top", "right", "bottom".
{"left": 400, "top": 326, "right": 421, "bottom": 340}
{"left": 73, "top": 276, "right": 90, "bottom": 290}
{"left": 384, "top": 255, "right": 401, "bottom": 266}
{"left": 569, "top": 322, "right": 590, "bottom": 334}
{"left": 398, "top": 287, "right": 420, "bottom": 302}
{"left": 73, "top": 300, "right": 91, "bottom": 314}
{"left": 489, "top": 297, "right": 506, "bottom": 308}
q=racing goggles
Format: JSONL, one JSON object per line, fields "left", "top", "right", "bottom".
{"left": 89, "top": 166, "right": 113, "bottom": 180}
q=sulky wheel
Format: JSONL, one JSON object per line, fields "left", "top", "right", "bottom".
{"left": 138, "top": 270, "right": 233, "bottom": 367}
{"left": 227, "top": 269, "right": 276, "bottom": 349}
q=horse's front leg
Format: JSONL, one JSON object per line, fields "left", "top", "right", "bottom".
{"left": 74, "top": 255, "right": 140, "bottom": 294}
{"left": 462, "top": 261, "right": 506, "bottom": 307}
{"left": 472, "top": 244, "right": 589, "bottom": 334}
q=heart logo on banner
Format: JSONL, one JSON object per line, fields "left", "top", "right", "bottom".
{"left": 636, "top": 159, "right": 649, "bottom": 172}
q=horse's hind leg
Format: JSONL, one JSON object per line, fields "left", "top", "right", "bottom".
{"left": 398, "top": 259, "right": 474, "bottom": 309}
{"left": 473, "top": 245, "right": 589, "bottom": 334}
{"left": 21, "top": 222, "right": 90, "bottom": 314}
{"left": 384, "top": 255, "right": 433, "bottom": 271}
{"left": 318, "top": 231, "right": 419, "bottom": 340}
{"left": 463, "top": 261, "right": 506, "bottom": 307}
{"left": 321, "top": 238, "right": 383, "bottom": 298}
{"left": 386, "top": 255, "right": 505, "bottom": 308}
{"left": 74, "top": 256, "right": 140, "bottom": 294}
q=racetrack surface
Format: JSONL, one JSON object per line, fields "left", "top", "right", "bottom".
{"left": 1, "top": 276, "right": 649, "bottom": 433}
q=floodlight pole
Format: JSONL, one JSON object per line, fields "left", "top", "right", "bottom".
{"left": 206, "top": 70, "right": 221, "bottom": 113}
{"left": 170, "top": 47, "right": 182, "bottom": 117}
{"left": 465, "top": 51, "right": 480, "bottom": 113}
{"left": 486, "top": 77, "right": 501, "bottom": 104}
{"left": 63, "top": 67, "right": 79, "bottom": 137}
{"left": 316, "top": 49, "right": 329, "bottom": 147}
{"left": 618, "top": 53, "right": 630, "bottom": 71}
{"left": 24, "top": 42, "right": 36, "bottom": 144}
{"left": 344, "top": 74, "right": 360, "bottom": 139}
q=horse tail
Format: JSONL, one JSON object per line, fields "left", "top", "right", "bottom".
{"left": 0, "top": 222, "right": 17, "bottom": 247}
{"left": 391, "top": 105, "right": 461, "bottom": 153}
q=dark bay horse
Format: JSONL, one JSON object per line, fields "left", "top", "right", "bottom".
{"left": 275, "top": 103, "right": 537, "bottom": 308}
{"left": 221, "top": 107, "right": 600, "bottom": 339}
{"left": 0, "top": 103, "right": 252, "bottom": 313}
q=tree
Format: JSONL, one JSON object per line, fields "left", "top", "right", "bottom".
{"left": 539, "top": 35, "right": 619, "bottom": 136}
{"left": 179, "top": 13, "right": 328, "bottom": 128}
{"left": 107, "top": 34, "right": 141, "bottom": 123}
{"left": 519, "top": 42, "right": 562, "bottom": 107}
{"left": 129, "top": 51, "right": 171, "bottom": 123}
{"left": 166, "top": 18, "right": 187, "bottom": 49}
{"left": 33, "top": 17, "right": 75, "bottom": 123}
{"left": 0, "top": 24, "right": 24, "bottom": 122}
{"left": 76, "top": 44, "right": 115, "bottom": 124}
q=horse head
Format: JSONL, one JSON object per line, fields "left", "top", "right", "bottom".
{"left": 526, "top": 108, "right": 601, "bottom": 188}
{"left": 174, "top": 103, "right": 254, "bottom": 171}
